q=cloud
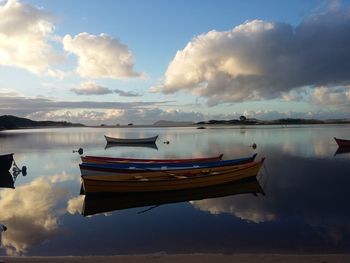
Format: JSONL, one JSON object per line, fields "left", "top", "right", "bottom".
{"left": 113, "top": 88, "right": 140, "bottom": 97}
{"left": 0, "top": 92, "right": 162, "bottom": 117}
{"left": 309, "top": 86, "right": 350, "bottom": 108}
{"left": 71, "top": 81, "right": 114, "bottom": 95}
{"left": 27, "top": 108, "right": 206, "bottom": 125}
{"left": 66, "top": 195, "right": 84, "bottom": 215}
{"left": 152, "top": 5, "right": 350, "bottom": 106}
{"left": 71, "top": 81, "right": 140, "bottom": 96}
{"left": 0, "top": 175, "right": 71, "bottom": 255}
{"left": 63, "top": 32, "right": 141, "bottom": 79}
{"left": 192, "top": 195, "right": 275, "bottom": 223}
{"left": 1, "top": 90, "right": 348, "bottom": 124}
{"left": 0, "top": 0, "right": 63, "bottom": 74}
{"left": 192, "top": 155, "right": 350, "bottom": 244}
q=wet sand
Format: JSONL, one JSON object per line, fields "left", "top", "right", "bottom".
{"left": 1, "top": 254, "right": 350, "bottom": 263}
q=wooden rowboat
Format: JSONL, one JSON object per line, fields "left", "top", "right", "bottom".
{"left": 0, "top": 153, "right": 14, "bottom": 171}
{"left": 79, "top": 154, "right": 257, "bottom": 176}
{"left": 82, "top": 177, "right": 264, "bottom": 216}
{"left": 334, "top": 137, "right": 350, "bottom": 147}
{"left": 105, "top": 135, "right": 158, "bottom": 144}
{"left": 81, "top": 154, "right": 224, "bottom": 164}
{"left": 81, "top": 159, "right": 265, "bottom": 194}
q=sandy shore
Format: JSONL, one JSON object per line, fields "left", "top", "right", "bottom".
{"left": 1, "top": 254, "right": 350, "bottom": 263}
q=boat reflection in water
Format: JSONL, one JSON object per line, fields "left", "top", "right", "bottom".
{"left": 0, "top": 167, "right": 26, "bottom": 189}
{"left": 104, "top": 143, "right": 158, "bottom": 150}
{"left": 334, "top": 147, "right": 350, "bottom": 156}
{"left": 0, "top": 153, "right": 26, "bottom": 189}
{"left": 82, "top": 177, "right": 265, "bottom": 216}
{"left": 0, "top": 170, "right": 15, "bottom": 189}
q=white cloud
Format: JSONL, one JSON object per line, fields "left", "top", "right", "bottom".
{"left": 63, "top": 32, "right": 141, "bottom": 79}
{"left": 0, "top": 0, "right": 63, "bottom": 74}
{"left": 113, "top": 88, "right": 140, "bottom": 97}
{"left": 27, "top": 108, "right": 205, "bottom": 125}
{"left": 309, "top": 86, "right": 350, "bottom": 107}
{"left": 70, "top": 81, "right": 140, "bottom": 96}
{"left": 0, "top": 176, "right": 69, "bottom": 255}
{"left": 152, "top": 6, "right": 350, "bottom": 106}
{"left": 191, "top": 194, "right": 275, "bottom": 224}
{"left": 66, "top": 195, "right": 84, "bottom": 215}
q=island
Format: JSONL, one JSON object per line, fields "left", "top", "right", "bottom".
{"left": 0, "top": 115, "right": 84, "bottom": 131}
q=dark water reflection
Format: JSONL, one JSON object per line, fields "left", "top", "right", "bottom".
{"left": 0, "top": 125, "right": 350, "bottom": 255}
{"left": 82, "top": 178, "right": 264, "bottom": 216}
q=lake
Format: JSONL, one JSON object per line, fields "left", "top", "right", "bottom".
{"left": 0, "top": 125, "right": 350, "bottom": 256}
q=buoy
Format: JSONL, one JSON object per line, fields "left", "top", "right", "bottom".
{"left": 252, "top": 143, "right": 257, "bottom": 149}
{"left": 22, "top": 166, "right": 27, "bottom": 176}
{"left": 73, "top": 148, "right": 84, "bottom": 155}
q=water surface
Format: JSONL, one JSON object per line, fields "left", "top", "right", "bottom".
{"left": 0, "top": 125, "right": 350, "bottom": 255}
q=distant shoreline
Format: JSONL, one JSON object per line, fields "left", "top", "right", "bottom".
{"left": 1, "top": 114, "right": 350, "bottom": 132}
{"left": 2, "top": 121, "right": 350, "bottom": 132}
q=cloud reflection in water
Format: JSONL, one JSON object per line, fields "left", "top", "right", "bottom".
{"left": 191, "top": 154, "right": 350, "bottom": 246}
{"left": 0, "top": 173, "right": 75, "bottom": 255}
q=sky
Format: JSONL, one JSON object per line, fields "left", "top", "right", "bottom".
{"left": 1, "top": 0, "right": 350, "bottom": 125}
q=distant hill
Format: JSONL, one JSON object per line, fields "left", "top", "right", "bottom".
{"left": 153, "top": 120, "right": 195, "bottom": 126}
{"left": 0, "top": 115, "right": 84, "bottom": 130}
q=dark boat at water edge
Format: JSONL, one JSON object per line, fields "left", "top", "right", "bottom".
{"left": 334, "top": 137, "right": 350, "bottom": 147}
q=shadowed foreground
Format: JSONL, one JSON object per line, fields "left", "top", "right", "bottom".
{"left": 2, "top": 254, "right": 350, "bottom": 263}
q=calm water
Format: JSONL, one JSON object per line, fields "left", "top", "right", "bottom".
{"left": 0, "top": 125, "right": 350, "bottom": 256}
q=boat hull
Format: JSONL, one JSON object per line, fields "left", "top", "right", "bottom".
{"left": 105, "top": 135, "right": 158, "bottom": 144}
{"left": 334, "top": 137, "right": 350, "bottom": 147}
{"left": 79, "top": 154, "right": 257, "bottom": 177}
{"left": 82, "top": 159, "right": 264, "bottom": 194}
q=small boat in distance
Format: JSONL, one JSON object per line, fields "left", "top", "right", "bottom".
{"left": 81, "top": 159, "right": 265, "bottom": 194}
{"left": 105, "top": 135, "right": 158, "bottom": 145}
{"left": 0, "top": 153, "right": 14, "bottom": 171}
{"left": 81, "top": 154, "right": 224, "bottom": 164}
{"left": 334, "top": 137, "right": 350, "bottom": 147}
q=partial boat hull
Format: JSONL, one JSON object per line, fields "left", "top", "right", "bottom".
{"left": 81, "top": 154, "right": 224, "bottom": 164}
{"left": 82, "top": 159, "right": 264, "bottom": 194}
{"left": 334, "top": 137, "right": 350, "bottom": 147}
